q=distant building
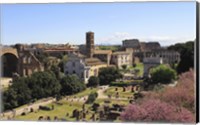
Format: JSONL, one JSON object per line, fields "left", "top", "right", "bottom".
{"left": 42, "top": 47, "right": 78, "bottom": 57}
{"left": 111, "top": 51, "right": 132, "bottom": 68}
{"left": 93, "top": 50, "right": 112, "bottom": 66}
{"left": 86, "top": 31, "right": 95, "bottom": 58}
{"left": 16, "top": 44, "right": 44, "bottom": 76}
{"left": 65, "top": 31, "right": 134, "bottom": 82}
{"left": 143, "top": 42, "right": 161, "bottom": 52}
{"left": 135, "top": 49, "right": 180, "bottom": 64}
{"left": 64, "top": 54, "right": 107, "bottom": 83}
{"left": 122, "top": 39, "right": 141, "bottom": 52}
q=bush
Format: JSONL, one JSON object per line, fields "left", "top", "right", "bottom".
{"left": 60, "top": 75, "right": 86, "bottom": 95}
{"left": 110, "top": 81, "right": 141, "bottom": 87}
{"left": 86, "top": 92, "right": 98, "bottom": 104}
{"left": 99, "top": 67, "right": 122, "bottom": 85}
{"left": 39, "top": 105, "right": 51, "bottom": 111}
{"left": 150, "top": 65, "right": 177, "bottom": 84}
{"left": 87, "top": 76, "right": 100, "bottom": 87}
{"left": 120, "top": 99, "right": 194, "bottom": 123}
{"left": 92, "top": 103, "right": 100, "bottom": 112}
{"left": 131, "top": 70, "right": 196, "bottom": 122}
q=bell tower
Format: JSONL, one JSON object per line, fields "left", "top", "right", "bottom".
{"left": 86, "top": 31, "right": 94, "bottom": 58}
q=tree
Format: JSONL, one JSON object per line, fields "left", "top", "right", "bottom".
{"left": 28, "top": 71, "right": 61, "bottom": 99}
{"left": 58, "top": 55, "right": 68, "bottom": 73}
{"left": 168, "top": 41, "right": 194, "bottom": 74}
{"left": 122, "top": 65, "right": 127, "bottom": 70}
{"left": 87, "top": 76, "right": 100, "bottom": 87}
{"left": 50, "top": 65, "right": 61, "bottom": 80}
{"left": 3, "top": 88, "right": 18, "bottom": 110}
{"left": 99, "top": 67, "right": 122, "bottom": 85}
{"left": 60, "top": 75, "right": 86, "bottom": 95}
{"left": 150, "top": 65, "right": 177, "bottom": 84}
{"left": 86, "top": 92, "right": 98, "bottom": 104}
{"left": 120, "top": 99, "right": 194, "bottom": 123}
{"left": 3, "top": 77, "right": 32, "bottom": 111}
{"left": 160, "top": 69, "right": 195, "bottom": 112}
{"left": 11, "top": 77, "right": 32, "bottom": 106}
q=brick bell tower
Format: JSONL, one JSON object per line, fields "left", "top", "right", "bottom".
{"left": 86, "top": 31, "right": 94, "bottom": 58}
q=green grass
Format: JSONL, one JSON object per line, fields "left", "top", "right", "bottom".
{"left": 15, "top": 101, "right": 88, "bottom": 121}
{"left": 73, "top": 87, "right": 98, "bottom": 98}
{"left": 104, "top": 87, "right": 134, "bottom": 98}
{"left": 98, "top": 45, "right": 120, "bottom": 51}
{"left": 14, "top": 87, "right": 132, "bottom": 121}
{"left": 130, "top": 63, "right": 144, "bottom": 76}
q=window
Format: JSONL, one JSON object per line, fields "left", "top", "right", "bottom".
{"left": 72, "top": 62, "right": 76, "bottom": 67}
{"left": 73, "top": 70, "right": 76, "bottom": 74}
{"left": 23, "top": 56, "right": 27, "bottom": 63}
{"left": 28, "top": 57, "right": 32, "bottom": 63}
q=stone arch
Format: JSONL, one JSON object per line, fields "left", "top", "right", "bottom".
{"left": 143, "top": 57, "right": 163, "bottom": 77}
{"left": 1, "top": 53, "right": 18, "bottom": 77}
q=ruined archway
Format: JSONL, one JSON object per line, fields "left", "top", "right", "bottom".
{"left": 1, "top": 53, "right": 18, "bottom": 77}
{"left": 143, "top": 57, "right": 163, "bottom": 77}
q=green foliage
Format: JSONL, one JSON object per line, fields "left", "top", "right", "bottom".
{"left": 3, "top": 77, "right": 32, "bottom": 110}
{"left": 110, "top": 80, "right": 142, "bottom": 87}
{"left": 60, "top": 75, "right": 86, "bottom": 95}
{"left": 50, "top": 65, "right": 61, "bottom": 80}
{"left": 87, "top": 76, "right": 100, "bottom": 87}
{"left": 86, "top": 92, "right": 98, "bottom": 104}
{"left": 98, "top": 45, "right": 120, "bottom": 51}
{"left": 168, "top": 41, "right": 194, "bottom": 74}
{"left": 58, "top": 55, "right": 68, "bottom": 73}
{"left": 28, "top": 71, "right": 61, "bottom": 99}
{"left": 99, "top": 67, "right": 123, "bottom": 85}
{"left": 150, "top": 65, "right": 177, "bottom": 84}
{"left": 35, "top": 53, "right": 49, "bottom": 64}
{"left": 121, "top": 65, "right": 127, "bottom": 70}
{"left": 3, "top": 88, "right": 18, "bottom": 110}
{"left": 3, "top": 71, "right": 61, "bottom": 111}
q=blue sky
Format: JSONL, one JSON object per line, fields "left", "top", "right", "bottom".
{"left": 0, "top": 2, "right": 196, "bottom": 46}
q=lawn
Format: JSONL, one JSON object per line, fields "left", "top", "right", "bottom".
{"left": 73, "top": 87, "right": 98, "bottom": 98}
{"left": 104, "top": 87, "right": 134, "bottom": 99}
{"left": 130, "top": 63, "right": 144, "bottom": 76}
{"left": 15, "top": 100, "right": 95, "bottom": 121}
{"left": 14, "top": 86, "right": 131, "bottom": 121}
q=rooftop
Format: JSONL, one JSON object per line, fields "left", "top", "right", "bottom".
{"left": 112, "top": 51, "right": 130, "bottom": 55}
{"left": 94, "top": 50, "right": 112, "bottom": 55}
{"left": 85, "top": 57, "right": 106, "bottom": 66}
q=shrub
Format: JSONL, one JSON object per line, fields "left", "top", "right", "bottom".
{"left": 92, "top": 103, "right": 100, "bottom": 112}
{"left": 39, "top": 105, "right": 51, "bottom": 111}
{"left": 86, "top": 92, "right": 98, "bottom": 104}
{"left": 87, "top": 76, "right": 100, "bottom": 87}
{"left": 60, "top": 75, "right": 86, "bottom": 95}
{"left": 120, "top": 99, "right": 194, "bottom": 123}
{"left": 150, "top": 65, "right": 177, "bottom": 84}
{"left": 99, "top": 67, "right": 122, "bottom": 85}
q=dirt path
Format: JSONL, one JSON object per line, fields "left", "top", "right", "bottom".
{"left": 0, "top": 97, "right": 56, "bottom": 120}
{"left": 97, "top": 85, "right": 109, "bottom": 99}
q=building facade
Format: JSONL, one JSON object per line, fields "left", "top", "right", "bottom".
{"left": 122, "top": 39, "right": 141, "bottom": 52}
{"left": 111, "top": 51, "right": 132, "bottom": 68}
{"left": 64, "top": 54, "right": 107, "bottom": 83}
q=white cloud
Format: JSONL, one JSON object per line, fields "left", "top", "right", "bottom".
{"left": 97, "top": 32, "right": 195, "bottom": 46}
{"left": 97, "top": 32, "right": 133, "bottom": 44}
{"left": 139, "top": 35, "right": 195, "bottom": 46}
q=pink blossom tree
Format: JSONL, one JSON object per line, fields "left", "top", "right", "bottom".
{"left": 120, "top": 70, "right": 195, "bottom": 123}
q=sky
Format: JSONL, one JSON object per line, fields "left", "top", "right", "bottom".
{"left": 0, "top": 2, "right": 196, "bottom": 46}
